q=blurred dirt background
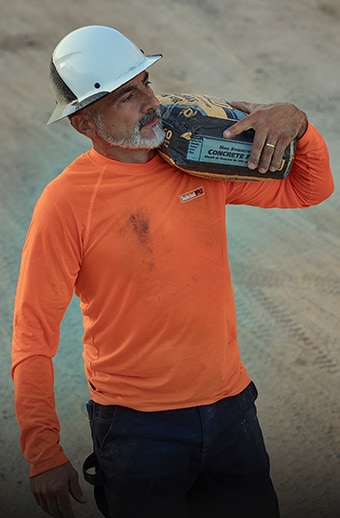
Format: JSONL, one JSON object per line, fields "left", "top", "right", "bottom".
{"left": 0, "top": 0, "right": 339, "bottom": 516}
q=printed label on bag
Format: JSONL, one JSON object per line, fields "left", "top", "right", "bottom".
{"left": 187, "top": 137, "right": 252, "bottom": 167}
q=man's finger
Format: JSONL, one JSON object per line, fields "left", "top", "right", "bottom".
{"left": 57, "top": 492, "right": 76, "bottom": 518}
{"left": 69, "top": 470, "right": 87, "bottom": 504}
{"left": 223, "top": 102, "right": 262, "bottom": 139}
{"left": 245, "top": 127, "right": 269, "bottom": 170}
{"left": 257, "top": 143, "right": 277, "bottom": 173}
{"left": 223, "top": 117, "right": 252, "bottom": 139}
{"left": 48, "top": 496, "right": 65, "bottom": 518}
{"left": 268, "top": 141, "right": 287, "bottom": 172}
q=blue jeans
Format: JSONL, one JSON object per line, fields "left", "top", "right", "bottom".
{"left": 83, "top": 382, "right": 279, "bottom": 517}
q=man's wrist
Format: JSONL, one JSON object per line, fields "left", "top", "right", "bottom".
{"left": 297, "top": 112, "right": 308, "bottom": 139}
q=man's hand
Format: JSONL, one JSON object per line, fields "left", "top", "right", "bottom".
{"left": 223, "top": 101, "right": 308, "bottom": 174}
{"left": 30, "top": 462, "right": 87, "bottom": 517}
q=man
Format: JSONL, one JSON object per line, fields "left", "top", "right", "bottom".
{"left": 11, "top": 25, "right": 334, "bottom": 518}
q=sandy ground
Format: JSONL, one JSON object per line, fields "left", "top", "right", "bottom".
{"left": 1, "top": 0, "right": 339, "bottom": 516}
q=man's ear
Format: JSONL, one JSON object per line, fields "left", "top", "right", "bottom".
{"left": 69, "top": 112, "right": 97, "bottom": 137}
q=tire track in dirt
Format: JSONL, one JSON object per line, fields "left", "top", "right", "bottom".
{"left": 229, "top": 233, "right": 339, "bottom": 376}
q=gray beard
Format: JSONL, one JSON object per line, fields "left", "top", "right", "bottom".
{"left": 95, "top": 109, "right": 165, "bottom": 150}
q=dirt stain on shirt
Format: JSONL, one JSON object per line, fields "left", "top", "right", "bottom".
{"left": 129, "top": 212, "right": 150, "bottom": 244}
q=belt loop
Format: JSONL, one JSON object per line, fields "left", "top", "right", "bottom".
{"left": 83, "top": 452, "right": 104, "bottom": 486}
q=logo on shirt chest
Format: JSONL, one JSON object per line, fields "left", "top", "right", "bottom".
{"left": 179, "top": 186, "right": 205, "bottom": 203}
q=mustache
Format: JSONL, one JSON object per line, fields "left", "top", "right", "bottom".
{"left": 138, "top": 108, "right": 162, "bottom": 129}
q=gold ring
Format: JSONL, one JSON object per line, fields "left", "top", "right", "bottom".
{"left": 265, "top": 143, "right": 276, "bottom": 148}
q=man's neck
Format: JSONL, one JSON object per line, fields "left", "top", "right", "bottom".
{"left": 93, "top": 142, "right": 157, "bottom": 163}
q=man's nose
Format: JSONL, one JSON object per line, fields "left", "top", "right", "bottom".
{"left": 143, "top": 87, "right": 160, "bottom": 113}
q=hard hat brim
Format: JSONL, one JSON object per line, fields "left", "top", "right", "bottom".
{"left": 47, "top": 53, "right": 163, "bottom": 125}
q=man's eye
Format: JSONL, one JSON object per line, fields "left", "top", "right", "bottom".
{"left": 122, "top": 93, "right": 134, "bottom": 103}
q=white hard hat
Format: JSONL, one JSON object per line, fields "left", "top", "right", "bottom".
{"left": 47, "top": 25, "right": 163, "bottom": 125}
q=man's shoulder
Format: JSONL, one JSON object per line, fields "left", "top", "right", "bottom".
{"left": 45, "top": 150, "right": 99, "bottom": 192}
{"left": 33, "top": 151, "right": 101, "bottom": 217}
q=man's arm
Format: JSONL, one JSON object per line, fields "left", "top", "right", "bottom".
{"left": 222, "top": 101, "right": 333, "bottom": 208}
{"left": 11, "top": 182, "right": 87, "bottom": 516}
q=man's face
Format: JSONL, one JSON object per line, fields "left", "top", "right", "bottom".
{"left": 90, "top": 71, "right": 165, "bottom": 150}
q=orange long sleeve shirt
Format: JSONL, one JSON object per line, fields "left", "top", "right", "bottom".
{"left": 12, "top": 123, "right": 333, "bottom": 476}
